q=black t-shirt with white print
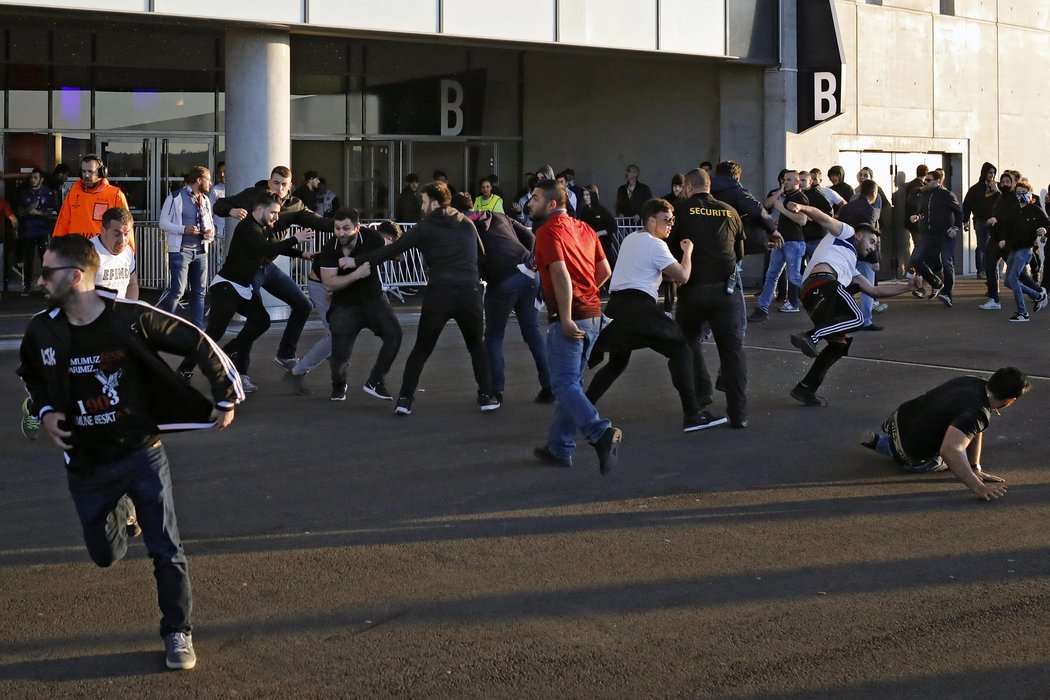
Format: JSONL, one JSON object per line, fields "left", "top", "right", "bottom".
{"left": 67, "top": 313, "right": 157, "bottom": 468}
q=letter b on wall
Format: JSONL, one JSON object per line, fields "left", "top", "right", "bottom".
{"left": 441, "top": 79, "right": 464, "bottom": 136}
{"left": 814, "top": 72, "right": 837, "bottom": 121}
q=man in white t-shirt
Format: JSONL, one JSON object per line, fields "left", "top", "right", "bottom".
{"left": 91, "top": 207, "right": 138, "bottom": 300}
{"left": 585, "top": 198, "right": 725, "bottom": 432}
{"left": 785, "top": 201, "right": 920, "bottom": 407}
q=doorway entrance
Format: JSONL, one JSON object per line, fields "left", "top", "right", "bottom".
{"left": 98, "top": 137, "right": 214, "bottom": 221}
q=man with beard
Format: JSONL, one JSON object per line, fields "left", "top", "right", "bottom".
{"left": 91, "top": 208, "right": 138, "bottom": 300}
{"left": 17, "top": 234, "right": 241, "bottom": 671}
{"left": 53, "top": 155, "right": 131, "bottom": 244}
{"left": 157, "top": 166, "right": 215, "bottom": 328}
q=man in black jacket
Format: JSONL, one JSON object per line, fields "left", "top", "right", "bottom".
{"left": 213, "top": 165, "right": 334, "bottom": 369}
{"left": 451, "top": 193, "right": 551, "bottom": 404}
{"left": 17, "top": 234, "right": 241, "bottom": 671}
{"left": 962, "top": 162, "right": 999, "bottom": 279}
{"left": 181, "top": 193, "right": 313, "bottom": 390}
{"left": 615, "top": 164, "right": 652, "bottom": 220}
{"left": 348, "top": 181, "right": 498, "bottom": 415}
{"left": 709, "top": 160, "right": 778, "bottom": 255}
{"left": 908, "top": 168, "right": 963, "bottom": 307}
{"left": 669, "top": 168, "right": 749, "bottom": 428}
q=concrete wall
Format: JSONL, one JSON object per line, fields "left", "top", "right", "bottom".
{"left": 521, "top": 52, "right": 726, "bottom": 207}
{"left": 789, "top": 0, "right": 1050, "bottom": 189}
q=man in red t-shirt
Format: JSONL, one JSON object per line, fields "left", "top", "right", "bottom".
{"left": 529, "top": 179, "right": 622, "bottom": 474}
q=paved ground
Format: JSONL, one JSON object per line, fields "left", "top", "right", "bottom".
{"left": 1, "top": 278, "right": 1049, "bottom": 698}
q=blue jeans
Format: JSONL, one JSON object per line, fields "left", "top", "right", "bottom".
{"left": 66, "top": 443, "right": 192, "bottom": 637}
{"left": 253, "top": 261, "right": 312, "bottom": 361}
{"left": 294, "top": 278, "right": 331, "bottom": 375}
{"left": 544, "top": 316, "right": 611, "bottom": 460}
{"left": 910, "top": 234, "right": 955, "bottom": 298}
{"left": 484, "top": 271, "right": 550, "bottom": 393}
{"left": 157, "top": 247, "right": 207, "bottom": 328}
{"left": 757, "top": 241, "right": 805, "bottom": 310}
{"left": 857, "top": 260, "right": 875, "bottom": 325}
{"left": 1005, "top": 248, "right": 1041, "bottom": 314}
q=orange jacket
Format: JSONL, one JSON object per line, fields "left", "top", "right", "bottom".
{"left": 53, "top": 179, "right": 134, "bottom": 246}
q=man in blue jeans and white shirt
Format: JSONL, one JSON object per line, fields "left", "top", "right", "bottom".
{"left": 529, "top": 179, "right": 622, "bottom": 474}
{"left": 157, "top": 166, "right": 215, "bottom": 328}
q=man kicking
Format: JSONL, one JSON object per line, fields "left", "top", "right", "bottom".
{"left": 784, "top": 201, "right": 921, "bottom": 406}
{"left": 861, "top": 367, "right": 1028, "bottom": 501}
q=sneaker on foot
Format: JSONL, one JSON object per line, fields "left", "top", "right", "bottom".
{"left": 1036, "top": 289, "right": 1049, "bottom": 312}
{"left": 790, "top": 383, "right": 827, "bottom": 407}
{"left": 729, "top": 417, "right": 748, "bottom": 429}
{"left": 273, "top": 355, "right": 298, "bottom": 372}
{"left": 683, "top": 411, "right": 729, "bottom": 432}
{"left": 534, "top": 386, "right": 555, "bottom": 404}
{"left": 779, "top": 301, "right": 800, "bottom": 313}
{"left": 747, "top": 308, "right": 769, "bottom": 323}
{"left": 910, "top": 289, "right": 925, "bottom": 299}
{"left": 592, "top": 426, "right": 623, "bottom": 475}
{"left": 20, "top": 397, "right": 39, "bottom": 441}
{"left": 533, "top": 445, "right": 572, "bottom": 468}
{"left": 395, "top": 396, "right": 413, "bottom": 415}
{"left": 935, "top": 293, "right": 953, "bottom": 308}
{"left": 790, "top": 332, "right": 819, "bottom": 358}
{"left": 978, "top": 299, "right": 1001, "bottom": 310}
{"left": 125, "top": 500, "right": 142, "bottom": 538}
{"left": 362, "top": 380, "right": 393, "bottom": 400}
{"left": 283, "top": 372, "right": 312, "bottom": 396}
{"left": 860, "top": 431, "right": 879, "bottom": 451}
{"left": 164, "top": 632, "right": 196, "bottom": 670}
{"left": 478, "top": 393, "right": 501, "bottom": 411}
{"left": 873, "top": 302, "right": 889, "bottom": 314}
{"left": 1008, "top": 312, "right": 1030, "bottom": 323}
{"left": 239, "top": 374, "right": 257, "bottom": 394}
{"left": 330, "top": 385, "right": 347, "bottom": 401}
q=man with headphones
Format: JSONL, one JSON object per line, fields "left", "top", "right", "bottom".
{"left": 53, "top": 155, "right": 133, "bottom": 246}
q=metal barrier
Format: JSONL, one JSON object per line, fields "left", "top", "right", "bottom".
{"left": 135, "top": 220, "right": 426, "bottom": 303}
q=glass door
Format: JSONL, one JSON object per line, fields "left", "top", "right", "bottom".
{"left": 100, "top": 137, "right": 213, "bottom": 221}
{"left": 464, "top": 141, "right": 497, "bottom": 202}
{"left": 349, "top": 141, "right": 394, "bottom": 219}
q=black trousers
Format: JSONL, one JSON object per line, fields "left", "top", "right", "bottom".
{"left": 328, "top": 296, "right": 403, "bottom": 390}
{"left": 179, "top": 282, "right": 270, "bottom": 375}
{"left": 798, "top": 274, "right": 860, "bottom": 391}
{"left": 675, "top": 283, "right": 748, "bottom": 423}
{"left": 586, "top": 290, "right": 699, "bottom": 416}
{"left": 399, "top": 282, "right": 491, "bottom": 399}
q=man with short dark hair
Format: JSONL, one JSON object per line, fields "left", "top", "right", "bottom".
{"left": 347, "top": 181, "right": 498, "bottom": 414}
{"left": 213, "top": 165, "right": 333, "bottom": 369}
{"left": 396, "top": 173, "right": 423, "bottom": 223}
{"left": 752, "top": 170, "right": 809, "bottom": 319}
{"left": 15, "top": 167, "right": 57, "bottom": 292}
{"left": 710, "top": 160, "right": 778, "bottom": 251}
{"left": 827, "top": 165, "right": 854, "bottom": 202}
{"left": 861, "top": 367, "right": 1028, "bottom": 500}
{"left": 182, "top": 193, "right": 313, "bottom": 391}
{"left": 785, "top": 202, "right": 922, "bottom": 407}
{"left": 587, "top": 197, "right": 720, "bottom": 432}
{"left": 908, "top": 168, "right": 963, "bottom": 308}
{"left": 670, "top": 168, "right": 749, "bottom": 428}
{"left": 303, "top": 207, "right": 402, "bottom": 401}
{"left": 293, "top": 170, "right": 321, "bottom": 211}
{"left": 157, "top": 166, "right": 214, "bottom": 328}
{"left": 18, "top": 234, "right": 241, "bottom": 671}
{"left": 92, "top": 207, "right": 138, "bottom": 300}
{"left": 529, "top": 179, "right": 621, "bottom": 473}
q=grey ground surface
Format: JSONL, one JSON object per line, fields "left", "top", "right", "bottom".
{"left": 1, "top": 278, "right": 1048, "bottom": 698}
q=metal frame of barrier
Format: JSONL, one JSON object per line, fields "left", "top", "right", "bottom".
{"left": 136, "top": 220, "right": 427, "bottom": 303}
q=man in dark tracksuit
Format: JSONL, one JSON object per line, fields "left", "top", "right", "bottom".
{"left": 348, "top": 181, "right": 498, "bottom": 415}
{"left": 213, "top": 165, "right": 334, "bottom": 368}
{"left": 669, "top": 168, "right": 749, "bottom": 429}
{"left": 710, "top": 160, "right": 778, "bottom": 254}
{"left": 18, "top": 235, "right": 242, "bottom": 671}
{"left": 909, "top": 168, "right": 962, "bottom": 307}
{"left": 962, "top": 162, "right": 999, "bottom": 278}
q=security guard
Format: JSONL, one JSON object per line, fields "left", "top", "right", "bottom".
{"left": 668, "top": 168, "right": 749, "bottom": 428}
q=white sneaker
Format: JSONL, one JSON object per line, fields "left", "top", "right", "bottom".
{"left": 779, "top": 302, "right": 800, "bottom": 313}
{"left": 978, "top": 299, "right": 1001, "bottom": 310}
{"left": 239, "top": 374, "right": 258, "bottom": 393}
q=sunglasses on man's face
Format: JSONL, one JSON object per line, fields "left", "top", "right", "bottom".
{"left": 40, "top": 265, "right": 83, "bottom": 281}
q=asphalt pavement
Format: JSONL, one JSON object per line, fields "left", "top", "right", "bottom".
{"left": 1, "top": 278, "right": 1049, "bottom": 698}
